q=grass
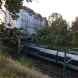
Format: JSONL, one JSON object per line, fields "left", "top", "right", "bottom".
{"left": 0, "top": 43, "right": 49, "bottom": 78}
{"left": 18, "top": 55, "right": 36, "bottom": 69}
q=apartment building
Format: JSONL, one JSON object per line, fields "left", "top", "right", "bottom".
{"left": 5, "top": 6, "right": 46, "bottom": 35}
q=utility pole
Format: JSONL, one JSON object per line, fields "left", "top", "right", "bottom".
{"left": 63, "top": 47, "right": 78, "bottom": 78}
{"left": 63, "top": 48, "right": 67, "bottom": 78}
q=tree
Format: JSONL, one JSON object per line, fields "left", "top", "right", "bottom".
{"left": 70, "top": 16, "right": 78, "bottom": 47}
{"left": 48, "top": 12, "right": 67, "bottom": 37}
{"left": 37, "top": 13, "right": 69, "bottom": 38}
{"left": 54, "top": 35, "right": 67, "bottom": 46}
{"left": 45, "top": 20, "right": 48, "bottom": 27}
{"left": 48, "top": 12, "right": 62, "bottom": 26}
{"left": 49, "top": 16, "right": 68, "bottom": 37}
{"left": 0, "top": 0, "right": 33, "bottom": 41}
{"left": 55, "top": 19, "right": 68, "bottom": 36}
{"left": 0, "top": 0, "right": 32, "bottom": 20}
{"left": 71, "top": 35, "right": 78, "bottom": 47}
{"left": 72, "top": 16, "right": 78, "bottom": 32}
{"left": 36, "top": 27, "right": 51, "bottom": 38}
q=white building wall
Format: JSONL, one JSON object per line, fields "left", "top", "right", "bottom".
{"left": 5, "top": 7, "right": 46, "bottom": 35}
{"left": 15, "top": 13, "right": 20, "bottom": 28}
{"left": 5, "top": 10, "right": 16, "bottom": 28}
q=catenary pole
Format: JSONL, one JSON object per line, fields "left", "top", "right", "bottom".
{"left": 63, "top": 47, "right": 67, "bottom": 78}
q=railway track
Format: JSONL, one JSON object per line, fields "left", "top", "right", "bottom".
{"left": 34, "top": 63, "right": 63, "bottom": 78}
{"left": 27, "top": 55, "right": 78, "bottom": 78}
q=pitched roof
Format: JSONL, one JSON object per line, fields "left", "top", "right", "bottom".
{"left": 21, "top": 6, "right": 46, "bottom": 21}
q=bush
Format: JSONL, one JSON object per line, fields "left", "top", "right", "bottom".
{"left": 71, "top": 35, "right": 78, "bottom": 47}
{"left": 55, "top": 35, "right": 67, "bottom": 46}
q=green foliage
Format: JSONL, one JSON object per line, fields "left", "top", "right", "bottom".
{"left": 7, "top": 23, "right": 11, "bottom": 26}
{"left": 72, "top": 17, "right": 78, "bottom": 32}
{"left": 36, "top": 27, "right": 51, "bottom": 38}
{"left": 0, "top": 56, "right": 8, "bottom": 68}
{"left": 4, "top": 0, "right": 22, "bottom": 20}
{"left": 0, "top": 0, "right": 32, "bottom": 20}
{"left": 45, "top": 36, "right": 55, "bottom": 45}
{"left": 71, "top": 35, "right": 78, "bottom": 47}
{"left": 0, "top": 42, "right": 8, "bottom": 57}
{"left": 54, "top": 35, "right": 67, "bottom": 46}
{"left": 36, "top": 13, "right": 78, "bottom": 50}
{"left": 0, "top": 24, "right": 23, "bottom": 42}
{"left": 48, "top": 12, "right": 62, "bottom": 26}
{"left": 45, "top": 20, "right": 48, "bottom": 27}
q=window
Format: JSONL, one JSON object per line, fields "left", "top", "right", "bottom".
{"left": 72, "top": 60, "right": 78, "bottom": 66}
{"left": 49, "top": 54, "right": 55, "bottom": 59}
{"left": 58, "top": 56, "right": 64, "bottom": 62}
{"left": 36, "top": 50, "right": 40, "bottom": 53}
{"left": 22, "top": 19, "right": 23, "bottom": 22}
{"left": 45, "top": 53, "right": 50, "bottom": 58}
{"left": 33, "top": 48, "right": 37, "bottom": 52}
{"left": 40, "top": 52, "right": 44, "bottom": 56}
{"left": 37, "top": 50, "right": 40, "bottom": 57}
{"left": 27, "top": 47, "right": 32, "bottom": 51}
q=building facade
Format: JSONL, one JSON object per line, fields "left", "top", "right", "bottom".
{"left": 5, "top": 6, "right": 46, "bottom": 35}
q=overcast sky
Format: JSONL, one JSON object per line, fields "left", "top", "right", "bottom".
{"left": 23, "top": 0, "right": 78, "bottom": 25}
{"left": 0, "top": 0, "right": 78, "bottom": 25}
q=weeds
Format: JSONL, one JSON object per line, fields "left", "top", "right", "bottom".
{"left": 18, "top": 55, "right": 36, "bottom": 69}
{"left": 0, "top": 43, "right": 48, "bottom": 78}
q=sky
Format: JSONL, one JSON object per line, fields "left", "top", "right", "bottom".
{"left": 23, "top": 0, "right": 78, "bottom": 25}
{"left": 0, "top": 0, "right": 78, "bottom": 25}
